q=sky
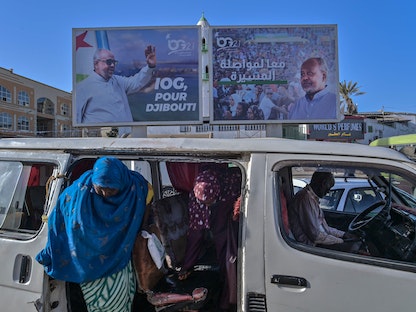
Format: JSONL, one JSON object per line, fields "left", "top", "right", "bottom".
{"left": 2, "top": 0, "right": 415, "bottom": 114}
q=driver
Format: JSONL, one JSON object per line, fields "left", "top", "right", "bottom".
{"left": 289, "top": 171, "right": 359, "bottom": 251}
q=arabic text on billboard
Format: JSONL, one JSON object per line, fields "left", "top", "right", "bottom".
{"left": 211, "top": 25, "right": 340, "bottom": 124}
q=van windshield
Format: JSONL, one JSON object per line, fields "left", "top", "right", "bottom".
{"left": 0, "top": 162, "right": 23, "bottom": 227}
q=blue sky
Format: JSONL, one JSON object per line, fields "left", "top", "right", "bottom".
{"left": 2, "top": 0, "right": 415, "bottom": 113}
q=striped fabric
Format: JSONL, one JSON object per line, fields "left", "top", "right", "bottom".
{"left": 80, "top": 261, "right": 136, "bottom": 312}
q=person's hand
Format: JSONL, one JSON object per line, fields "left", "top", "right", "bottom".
{"left": 342, "top": 231, "right": 359, "bottom": 242}
{"left": 145, "top": 45, "right": 156, "bottom": 68}
{"left": 275, "top": 105, "right": 289, "bottom": 115}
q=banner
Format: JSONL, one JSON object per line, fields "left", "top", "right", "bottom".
{"left": 309, "top": 118, "right": 364, "bottom": 140}
{"left": 73, "top": 26, "right": 201, "bottom": 127}
{"left": 211, "top": 25, "right": 340, "bottom": 124}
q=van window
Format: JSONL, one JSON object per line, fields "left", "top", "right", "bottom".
{"left": 124, "top": 160, "right": 152, "bottom": 182}
{"left": 277, "top": 162, "right": 416, "bottom": 270}
{"left": 0, "top": 162, "right": 55, "bottom": 236}
{"left": 342, "top": 187, "right": 383, "bottom": 213}
{"left": 0, "top": 162, "right": 23, "bottom": 227}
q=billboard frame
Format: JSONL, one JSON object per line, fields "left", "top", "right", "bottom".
{"left": 72, "top": 25, "right": 202, "bottom": 128}
{"left": 209, "top": 24, "right": 341, "bottom": 125}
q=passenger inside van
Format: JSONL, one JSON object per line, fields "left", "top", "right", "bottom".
{"left": 176, "top": 163, "right": 241, "bottom": 310}
{"left": 36, "top": 157, "right": 153, "bottom": 312}
{"left": 61, "top": 159, "right": 242, "bottom": 312}
{"left": 288, "top": 171, "right": 360, "bottom": 252}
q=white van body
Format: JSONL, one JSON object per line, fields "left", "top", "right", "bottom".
{"left": 0, "top": 137, "right": 415, "bottom": 312}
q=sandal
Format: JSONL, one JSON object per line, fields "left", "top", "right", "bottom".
{"left": 178, "top": 270, "right": 191, "bottom": 280}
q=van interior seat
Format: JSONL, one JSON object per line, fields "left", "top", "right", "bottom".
{"left": 23, "top": 186, "right": 46, "bottom": 230}
{"left": 151, "top": 192, "right": 190, "bottom": 270}
{"left": 143, "top": 192, "right": 220, "bottom": 311}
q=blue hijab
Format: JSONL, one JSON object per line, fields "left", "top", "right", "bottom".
{"left": 36, "top": 157, "right": 149, "bottom": 283}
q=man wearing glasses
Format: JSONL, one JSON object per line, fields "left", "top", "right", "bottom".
{"left": 76, "top": 45, "right": 156, "bottom": 128}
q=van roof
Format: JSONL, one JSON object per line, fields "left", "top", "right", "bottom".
{"left": 0, "top": 137, "right": 412, "bottom": 162}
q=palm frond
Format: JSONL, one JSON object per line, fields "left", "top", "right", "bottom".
{"left": 338, "top": 80, "right": 365, "bottom": 114}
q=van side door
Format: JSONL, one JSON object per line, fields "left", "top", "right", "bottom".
{"left": 263, "top": 154, "right": 416, "bottom": 312}
{"left": 0, "top": 152, "right": 70, "bottom": 312}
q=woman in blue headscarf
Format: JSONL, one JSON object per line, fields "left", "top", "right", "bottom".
{"left": 36, "top": 157, "right": 153, "bottom": 312}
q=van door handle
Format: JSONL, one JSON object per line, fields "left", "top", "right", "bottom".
{"left": 271, "top": 275, "right": 308, "bottom": 287}
{"left": 19, "top": 255, "right": 31, "bottom": 283}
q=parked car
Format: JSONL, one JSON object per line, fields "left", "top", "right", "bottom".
{"left": 293, "top": 178, "right": 385, "bottom": 213}
{"left": 394, "top": 186, "right": 416, "bottom": 209}
{"left": 322, "top": 178, "right": 385, "bottom": 213}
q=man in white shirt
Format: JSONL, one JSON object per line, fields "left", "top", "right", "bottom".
{"left": 288, "top": 57, "right": 337, "bottom": 120}
{"left": 76, "top": 46, "right": 156, "bottom": 125}
{"left": 289, "top": 171, "right": 358, "bottom": 251}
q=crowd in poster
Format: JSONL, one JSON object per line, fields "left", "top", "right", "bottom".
{"left": 73, "top": 27, "right": 201, "bottom": 127}
{"left": 211, "top": 25, "right": 340, "bottom": 123}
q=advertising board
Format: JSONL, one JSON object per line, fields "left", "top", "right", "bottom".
{"left": 73, "top": 26, "right": 201, "bottom": 127}
{"left": 73, "top": 24, "right": 340, "bottom": 128}
{"left": 211, "top": 25, "right": 340, "bottom": 123}
{"left": 309, "top": 118, "right": 364, "bottom": 140}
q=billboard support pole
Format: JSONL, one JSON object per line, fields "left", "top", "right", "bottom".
{"left": 266, "top": 124, "right": 283, "bottom": 138}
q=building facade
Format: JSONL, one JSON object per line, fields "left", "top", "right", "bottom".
{"left": 356, "top": 112, "right": 416, "bottom": 145}
{"left": 0, "top": 67, "right": 78, "bottom": 138}
{"left": 1, "top": 66, "right": 414, "bottom": 142}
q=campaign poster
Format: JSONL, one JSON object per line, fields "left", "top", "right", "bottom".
{"left": 211, "top": 25, "right": 340, "bottom": 124}
{"left": 73, "top": 26, "right": 201, "bottom": 127}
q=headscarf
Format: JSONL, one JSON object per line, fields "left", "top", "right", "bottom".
{"left": 36, "top": 157, "right": 149, "bottom": 283}
{"left": 193, "top": 174, "right": 220, "bottom": 205}
{"left": 188, "top": 165, "right": 241, "bottom": 230}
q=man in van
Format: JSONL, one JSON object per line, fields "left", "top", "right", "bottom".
{"left": 289, "top": 171, "right": 358, "bottom": 251}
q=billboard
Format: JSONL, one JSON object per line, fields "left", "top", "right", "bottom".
{"left": 73, "top": 26, "right": 201, "bottom": 127}
{"left": 308, "top": 118, "right": 365, "bottom": 140}
{"left": 211, "top": 25, "right": 340, "bottom": 123}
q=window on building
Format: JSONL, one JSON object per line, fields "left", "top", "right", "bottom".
{"left": 37, "top": 121, "right": 49, "bottom": 136}
{"left": 60, "top": 124, "right": 70, "bottom": 137}
{"left": 0, "top": 112, "right": 12, "bottom": 129}
{"left": 0, "top": 85, "right": 12, "bottom": 103}
{"left": 17, "top": 116, "right": 29, "bottom": 131}
{"left": 61, "top": 103, "right": 69, "bottom": 116}
{"left": 37, "top": 97, "right": 54, "bottom": 115}
{"left": 18, "top": 91, "right": 30, "bottom": 107}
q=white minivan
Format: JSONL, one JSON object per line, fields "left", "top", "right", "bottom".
{"left": 0, "top": 137, "right": 416, "bottom": 312}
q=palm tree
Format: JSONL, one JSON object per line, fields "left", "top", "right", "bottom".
{"left": 339, "top": 80, "right": 365, "bottom": 114}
